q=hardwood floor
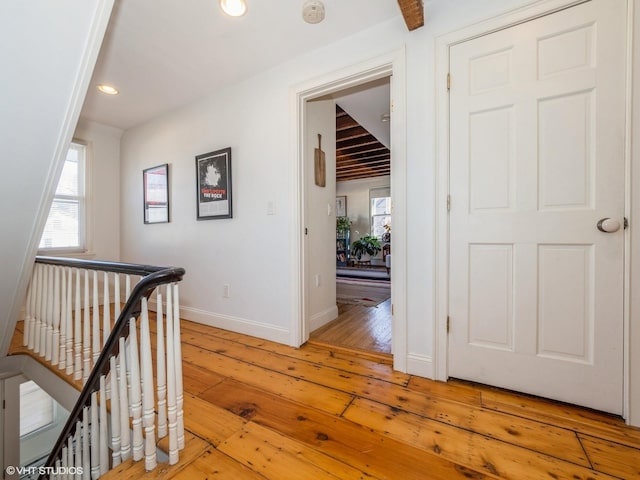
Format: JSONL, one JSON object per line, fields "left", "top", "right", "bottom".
{"left": 9, "top": 320, "right": 640, "bottom": 479}
{"left": 309, "top": 278, "right": 392, "bottom": 361}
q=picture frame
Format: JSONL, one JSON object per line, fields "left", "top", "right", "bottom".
{"left": 196, "top": 147, "right": 232, "bottom": 220}
{"left": 336, "top": 196, "right": 347, "bottom": 217}
{"left": 143, "top": 164, "right": 169, "bottom": 224}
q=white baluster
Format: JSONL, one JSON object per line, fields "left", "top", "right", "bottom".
{"left": 140, "top": 298, "right": 157, "bottom": 471}
{"left": 156, "top": 291, "right": 167, "bottom": 438}
{"left": 23, "top": 266, "right": 34, "bottom": 346}
{"left": 83, "top": 270, "right": 91, "bottom": 382}
{"left": 165, "top": 286, "right": 178, "bottom": 464}
{"left": 38, "top": 264, "right": 48, "bottom": 356}
{"left": 59, "top": 267, "right": 67, "bottom": 369}
{"left": 90, "top": 392, "right": 99, "bottom": 480}
{"left": 129, "top": 317, "right": 143, "bottom": 461}
{"left": 38, "top": 264, "right": 46, "bottom": 354}
{"left": 66, "top": 267, "right": 74, "bottom": 375}
{"left": 103, "top": 271, "right": 111, "bottom": 344}
{"left": 114, "top": 274, "right": 121, "bottom": 322}
{"left": 61, "top": 446, "right": 68, "bottom": 480}
{"left": 99, "top": 376, "right": 109, "bottom": 476}
{"left": 109, "top": 356, "right": 121, "bottom": 467}
{"left": 173, "top": 283, "right": 184, "bottom": 450}
{"left": 118, "top": 339, "right": 131, "bottom": 461}
{"left": 92, "top": 270, "right": 100, "bottom": 365}
{"left": 28, "top": 265, "right": 39, "bottom": 350}
{"left": 125, "top": 275, "right": 131, "bottom": 301}
{"left": 74, "top": 269, "right": 83, "bottom": 380}
{"left": 55, "top": 457, "right": 62, "bottom": 480}
{"left": 46, "top": 264, "right": 54, "bottom": 360}
{"left": 66, "top": 435, "right": 73, "bottom": 480}
{"left": 52, "top": 266, "right": 61, "bottom": 365}
{"left": 67, "top": 431, "right": 74, "bottom": 480}
{"left": 82, "top": 408, "right": 90, "bottom": 480}
{"left": 73, "top": 422, "right": 81, "bottom": 480}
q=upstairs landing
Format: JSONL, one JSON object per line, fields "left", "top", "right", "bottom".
{"left": 8, "top": 319, "right": 640, "bottom": 480}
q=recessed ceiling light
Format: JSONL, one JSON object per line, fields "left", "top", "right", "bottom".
{"left": 97, "top": 84, "right": 119, "bottom": 95}
{"left": 220, "top": 0, "right": 247, "bottom": 17}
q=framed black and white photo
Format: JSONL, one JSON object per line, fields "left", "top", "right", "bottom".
{"left": 143, "top": 164, "right": 169, "bottom": 224}
{"left": 336, "top": 196, "right": 347, "bottom": 217}
{"left": 196, "top": 147, "right": 232, "bottom": 220}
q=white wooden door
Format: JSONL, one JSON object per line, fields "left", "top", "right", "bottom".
{"left": 448, "top": 0, "right": 627, "bottom": 414}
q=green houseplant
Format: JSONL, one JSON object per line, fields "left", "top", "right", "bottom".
{"left": 336, "top": 216, "right": 351, "bottom": 234}
{"left": 351, "top": 235, "right": 382, "bottom": 260}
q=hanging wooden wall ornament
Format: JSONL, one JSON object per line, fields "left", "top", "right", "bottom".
{"left": 314, "top": 133, "right": 326, "bottom": 187}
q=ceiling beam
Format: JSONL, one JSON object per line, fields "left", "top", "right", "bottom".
{"left": 397, "top": 0, "right": 424, "bottom": 31}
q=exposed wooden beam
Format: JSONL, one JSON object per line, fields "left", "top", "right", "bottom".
{"left": 337, "top": 157, "right": 390, "bottom": 169}
{"left": 397, "top": 0, "right": 424, "bottom": 31}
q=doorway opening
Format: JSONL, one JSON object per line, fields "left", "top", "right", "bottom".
{"left": 292, "top": 50, "right": 407, "bottom": 373}
{"left": 308, "top": 80, "right": 392, "bottom": 361}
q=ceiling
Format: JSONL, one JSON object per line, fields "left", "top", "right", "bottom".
{"left": 333, "top": 78, "right": 391, "bottom": 182}
{"left": 80, "top": 0, "right": 404, "bottom": 130}
{"left": 335, "top": 105, "right": 390, "bottom": 182}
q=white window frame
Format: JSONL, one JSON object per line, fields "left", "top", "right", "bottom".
{"left": 370, "top": 187, "right": 391, "bottom": 241}
{"left": 38, "top": 140, "right": 89, "bottom": 255}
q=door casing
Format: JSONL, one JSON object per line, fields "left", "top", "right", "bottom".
{"left": 290, "top": 49, "right": 409, "bottom": 373}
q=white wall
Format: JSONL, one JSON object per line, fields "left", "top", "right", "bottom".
{"left": 0, "top": 0, "right": 114, "bottom": 355}
{"left": 74, "top": 119, "right": 123, "bottom": 261}
{"left": 306, "top": 100, "right": 338, "bottom": 331}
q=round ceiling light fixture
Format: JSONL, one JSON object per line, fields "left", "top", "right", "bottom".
{"left": 220, "top": 0, "right": 247, "bottom": 17}
{"left": 97, "top": 84, "right": 119, "bottom": 95}
{"left": 302, "top": 0, "right": 325, "bottom": 24}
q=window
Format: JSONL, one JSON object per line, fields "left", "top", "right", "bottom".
{"left": 19, "top": 381, "right": 54, "bottom": 437}
{"left": 39, "top": 142, "right": 86, "bottom": 252}
{"left": 370, "top": 187, "right": 391, "bottom": 240}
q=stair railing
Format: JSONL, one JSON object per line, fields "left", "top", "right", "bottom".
{"left": 21, "top": 256, "right": 186, "bottom": 479}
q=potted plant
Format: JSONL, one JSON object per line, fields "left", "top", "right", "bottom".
{"left": 336, "top": 216, "right": 351, "bottom": 235}
{"left": 351, "top": 234, "right": 382, "bottom": 261}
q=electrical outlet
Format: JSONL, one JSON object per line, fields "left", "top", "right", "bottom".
{"left": 223, "top": 284, "right": 230, "bottom": 298}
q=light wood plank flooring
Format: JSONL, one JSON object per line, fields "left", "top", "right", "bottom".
{"left": 9, "top": 320, "right": 640, "bottom": 479}
{"left": 309, "top": 279, "right": 392, "bottom": 361}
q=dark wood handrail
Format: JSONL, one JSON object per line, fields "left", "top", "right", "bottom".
{"left": 36, "top": 256, "right": 185, "bottom": 479}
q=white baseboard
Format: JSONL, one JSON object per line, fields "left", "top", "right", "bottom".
{"left": 309, "top": 305, "right": 339, "bottom": 332}
{"left": 406, "top": 353, "right": 434, "bottom": 379}
{"left": 148, "top": 299, "right": 291, "bottom": 346}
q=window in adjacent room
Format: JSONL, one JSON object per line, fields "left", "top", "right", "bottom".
{"left": 370, "top": 187, "right": 391, "bottom": 240}
{"left": 39, "top": 142, "right": 87, "bottom": 252}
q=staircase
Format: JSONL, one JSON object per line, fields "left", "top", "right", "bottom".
{"left": 13, "top": 256, "right": 186, "bottom": 479}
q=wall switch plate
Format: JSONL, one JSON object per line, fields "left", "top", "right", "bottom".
{"left": 223, "top": 284, "right": 230, "bottom": 298}
{"left": 267, "top": 201, "right": 275, "bottom": 215}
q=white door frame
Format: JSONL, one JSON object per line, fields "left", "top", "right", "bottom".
{"left": 290, "top": 49, "right": 409, "bottom": 372}
{"left": 435, "top": 0, "right": 633, "bottom": 419}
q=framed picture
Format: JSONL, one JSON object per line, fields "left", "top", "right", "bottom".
{"left": 336, "top": 196, "right": 347, "bottom": 217}
{"left": 143, "top": 164, "right": 169, "bottom": 224}
{"left": 196, "top": 147, "right": 232, "bottom": 220}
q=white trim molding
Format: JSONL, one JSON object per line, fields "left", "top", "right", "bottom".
{"left": 163, "top": 303, "right": 291, "bottom": 346}
{"left": 290, "top": 48, "right": 409, "bottom": 373}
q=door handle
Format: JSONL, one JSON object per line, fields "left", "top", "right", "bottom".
{"left": 597, "top": 218, "right": 621, "bottom": 233}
